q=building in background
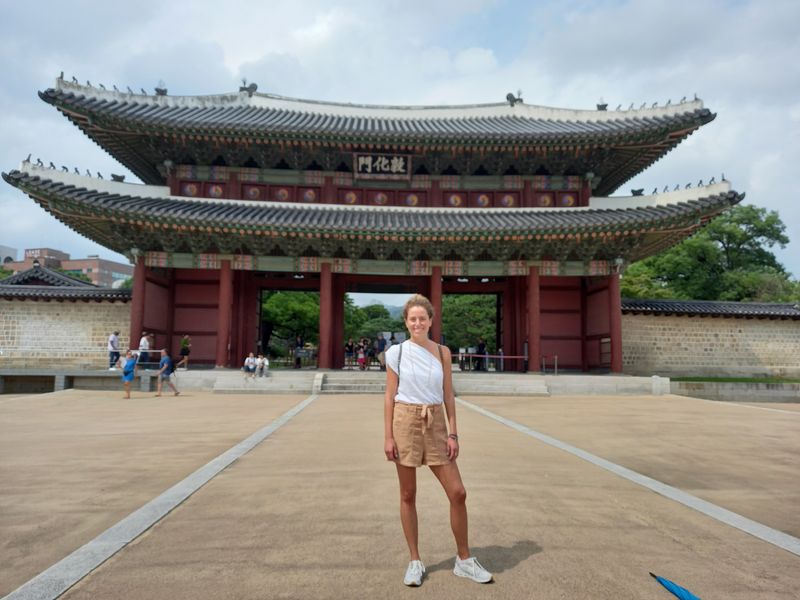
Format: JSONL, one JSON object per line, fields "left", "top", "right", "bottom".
{"left": 4, "top": 248, "right": 133, "bottom": 287}
{"left": 0, "top": 245, "right": 16, "bottom": 264}
{"left": 3, "top": 77, "right": 742, "bottom": 370}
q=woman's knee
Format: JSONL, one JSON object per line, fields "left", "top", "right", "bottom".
{"left": 399, "top": 487, "right": 417, "bottom": 504}
{"left": 450, "top": 485, "right": 467, "bottom": 506}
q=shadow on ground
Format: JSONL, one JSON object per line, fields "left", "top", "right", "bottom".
{"left": 425, "top": 540, "right": 542, "bottom": 575}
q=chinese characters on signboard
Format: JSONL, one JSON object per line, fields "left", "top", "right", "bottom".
{"left": 353, "top": 153, "right": 411, "bottom": 180}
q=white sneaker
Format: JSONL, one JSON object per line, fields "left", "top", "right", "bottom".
{"left": 108, "top": 367, "right": 117, "bottom": 371}
{"left": 453, "top": 556, "right": 493, "bottom": 583}
{"left": 403, "top": 560, "right": 425, "bottom": 586}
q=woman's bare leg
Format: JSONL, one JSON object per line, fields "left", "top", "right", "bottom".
{"left": 395, "top": 464, "right": 420, "bottom": 560}
{"left": 123, "top": 381, "right": 130, "bottom": 399}
{"left": 430, "top": 462, "right": 469, "bottom": 559}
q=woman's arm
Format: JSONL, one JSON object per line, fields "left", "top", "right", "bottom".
{"left": 384, "top": 363, "right": 399, "bottom": 461}
{"left": 440, "top": 346, "right": 459, "bottom": 460}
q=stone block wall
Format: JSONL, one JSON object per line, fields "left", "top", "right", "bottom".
{"left": 0, "top": 300, "right": 130, "bottom": 369}
{"left": 622, "top": 314, "right": 800, "bottom": 377}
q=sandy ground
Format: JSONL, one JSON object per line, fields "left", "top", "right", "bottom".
{"left": 2, "top": 391, "right": 798, "bottom": 599}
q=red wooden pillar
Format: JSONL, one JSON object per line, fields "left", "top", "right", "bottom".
{"left": 430, "top": 266, "right": 442, "bottom": 343}
{"left": 215, "top": 260, "right": 233, "bottom": 367}
{"left": 130, "top": 257, "right": 146, "bottom": 350}
{"left": 332, "top": 274, "right": 345, "bottom": 368}
{"left": 608, "top": 273, "right": 623, "bottom": 373}
{"left": 318, "top": 262, "right": 333, "bottom": 369}
{"left": 527, "top": 266, "right": 540, "bottom": 373}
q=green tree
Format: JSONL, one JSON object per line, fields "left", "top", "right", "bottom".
{"left": 261, "top": 291, "right": 320, "bottom": 351}
{"left": 0, "top": 267, "right": 11, "bottom": 280}
{"left": 441, "top": 295, "right": 496, "bottom": 352}
{"left": 621, "top": 205, "right": 797, "bottom": 302}
{"left": 119, "top": 277, "right": 133, "bottom": 289}
{"left": 56, "top": 268, "right": 93, "bottom": 283}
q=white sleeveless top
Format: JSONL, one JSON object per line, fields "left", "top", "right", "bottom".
{"left": 385, "top": 341, "right": 444, "bottom": 405}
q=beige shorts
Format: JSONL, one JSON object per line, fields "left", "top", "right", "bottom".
{"left": 392, "top": 401, "right": 450, "bottom": 468}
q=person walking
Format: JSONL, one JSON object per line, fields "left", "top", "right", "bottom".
{"left": 176, "top": 334, "right": 192, "bottom": 370}
{"left": 293, "top": 336, "right": 304, "bottom": 369}
{"left": 138, "top": 331, "right": 150, "bottom": 366}
{"left": 383, "top": 294, "right": 492, "bottom": 587}
{"left": 108, "top": 330, "right": 120, "bottom": 370}
{"left": 155, "top": 349, "right": 179, "bottom": 397}
{"left": 120, "top": 349, "right": 138, "bottom": 399}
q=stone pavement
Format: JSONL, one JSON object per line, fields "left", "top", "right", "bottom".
{"left": 1, "top": 390, "right": 798, "bottom": 599}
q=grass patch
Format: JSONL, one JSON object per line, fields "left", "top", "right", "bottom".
{"left": 671, "top": 376, "right": 800, "bottom": 384}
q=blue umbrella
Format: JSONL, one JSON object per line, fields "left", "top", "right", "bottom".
{"left": 650, "top": 572, "right": 702, "bottom": 600}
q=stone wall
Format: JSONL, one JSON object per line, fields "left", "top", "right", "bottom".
{"left": 0, "top": 300, "right": 130, "bottom": 369}
{"left": 622, "top": 314, "right": 800, "bottom": 377}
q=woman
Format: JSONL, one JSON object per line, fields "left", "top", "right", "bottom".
{"left": 120, "top": 349, "right": 138, "bottom": 399}
{"left": 344, "top": 338, "right": 355, "bottom": 369}
{"left": 176, "top": 334, "right": 191, "bottom": 369}
{"left": 384, "top": 294, "right": 492, "bottom": 587}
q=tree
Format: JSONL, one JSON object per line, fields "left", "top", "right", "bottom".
{"left": 261, "top": 291, "right": 320, "bottom": 352}
{"left": 441, "top": 295, "right": 496, "bottom": 352}
{"left": 0, "top": 267, "right": 11, "bottom": 281}
{"left": 621, "top": 205, "right": 798, "bottom": 302}
{"left": 119, "top": 277, "right": 133, "bottom": 289}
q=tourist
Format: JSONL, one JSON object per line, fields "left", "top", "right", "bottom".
{"left": 243, "top": 352, "right": 257, "bottom": 379}
{"left": 108, "top": 330, "right": 120, "bottom": 370}
{"left": 176, "top": 334, "right": 192, "bottom": 370}
{"left": 383, "top": 294, "right": 492, "bottom": 587}
{"left": 356, "top": 342, "right": 366, "bottom": 370}
{"left": 293, "top": 335, "right": 304, "bottom": 369}
{"left": 155, "top": 349, "right": 179, "bottom": 397}
{"left": 138, "top": 331, "right": 150, "bottom": 366}
{"left": 120, "top": 349, "right": 137, "bottom": 399}
{"left": 476, "top": 338, "right": 487, "bottom": 371}
{"left": 377, "top": 333, "right": 387, "bottom": 371}
{"left": 344, "top": 338, "right": 355, "bottom": 369}
{"left": 256, "top": 353, "right": 268, "bottom": 377}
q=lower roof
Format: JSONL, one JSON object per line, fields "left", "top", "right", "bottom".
{"left": 622, "top": 299, "right": 800, "bottom": 320}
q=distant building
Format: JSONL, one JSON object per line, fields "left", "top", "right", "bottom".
{"left": 0, "top": 245, "right": 16, "bottom": 264}
{"left": 4, "top": 248, "right": 133, "bottom": 287}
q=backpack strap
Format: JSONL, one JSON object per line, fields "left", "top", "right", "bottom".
{"left": 396, "top": 342, "right": 403, "bottom": 385}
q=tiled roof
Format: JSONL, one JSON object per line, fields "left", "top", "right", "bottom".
{"left": 40, "top": 84, "right": 714, "bottom": 144}
{"left": 1, "top": 264, "right": 96, "bottom": 287}
{"left": 2, "top": 169, "right": 743, "bottom": 241}
{"left": 0, "top": 265, "right": 130, "bottom": 301}
{"left": 38, "top": 80, "right": 716, "bottom": 193}
{"left": 622, "top": 298, "right": 800, "bottom": 319}
{"left": 0, "top": 285, "right": 131, "bottom": 301}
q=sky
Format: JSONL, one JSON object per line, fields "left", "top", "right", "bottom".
{"left": 1, "top": 0, "right": 798, "bottom": 292}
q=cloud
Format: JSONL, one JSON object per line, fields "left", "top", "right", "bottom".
{"left": 454, "top": 47, "right": 497, "bottom": 75}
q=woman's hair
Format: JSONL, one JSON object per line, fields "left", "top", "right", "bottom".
{"left": 402, "top": 294, "right": 435, "bottom": 321}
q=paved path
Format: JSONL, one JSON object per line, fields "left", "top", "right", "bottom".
{"left": 2, "top": 392, "right": 799, "bottom": 599}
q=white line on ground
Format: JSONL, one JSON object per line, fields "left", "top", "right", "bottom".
{"left": 457, "top": 397, "right": 800, "bottom": 557}
{"left": 2, "top": 394, "right": 320, "bottom": 600}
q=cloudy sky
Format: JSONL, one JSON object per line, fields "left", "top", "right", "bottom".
{"left": 1, "top": 0, "right": 798, "bottom": 283}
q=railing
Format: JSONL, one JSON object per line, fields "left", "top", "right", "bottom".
{"left": 541, "top": 355, "right": 559, "bottom": 375}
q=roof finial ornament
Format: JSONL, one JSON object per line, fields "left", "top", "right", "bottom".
{"left": 680, "top": 96, "right": 686, "bottom": 103}
{"left": 74, "top": 167, "right": 80, "bottom": 174}
{"left": 71, "top": 76, "right": 78, "bottom": 83}
{"left": 721, "top": 172, "right": 726, "bottom": 182}
{"left": 86, "top": 80, "right": 91, "bottom": 87}
{"left": 684, "top": 182, "right": 691, "bottom": 189}
{"left": 628, "top": 102, "right": 634, "bottom": 110}
{"left": 85, "top": 169, "right": 92, "bottom": 176}
{"left": 651, "top": 101, "right": 658, "bottom": 108}
{"left": 615, "top": 104, "right": 622, "bottom": 110}
{"left": 709, "top": 176, "right": 715, "bottom": 184}
{"left": 99, "top": 83, "right": 106, "bottom": 90}
{"left": 113, "top": 84, "right": 118, "bottom": 92}
{"left": 127, "top": 86, "right": 134, "bottom": 94}
{"left": 239, "top": 79, "right": 258, "bottom": 97}
{"left": 694, "top": 92, "right": 698, "bottom": 101}
{"left": 49, "top": 161, "right": 56, "bottom": 169}
{"left": 506, "top": 90, "right": 522, "bottom": 106}
{"left": 24, "top": 153, "right": 31, "bottom": 163}
{"left": 640, "top": 102, "right": 646, "bottom": 109}
{"left": 155, "top": 80, "right": 167, "bottom": 96}
{"left": 111, "top": 174, "right": 125, "bottom": 182}
{"left": 58, "top": 71, "right": 64, "bottom": 81}
{"left": 652, "top": 187, "right": 658, "bottom": 195}
{"left": 140, "top": 88, "right": 148, "bottom": 95}
{"left": 97, "top": 172, "right": 104, "bottom": 179}
{"left": 596, "top": 97, "right": 607, "bottom": 111}
{"left": 663, "top": 185, "right": 669, "bottom": 193}
{"left": 61, "top": 165, "right": 68, "bottom": 172}
{"left": 631, "top": 188, "right": 644, "bottom": 196}
{"left": 36, "top": 158, "right": 43, "bottom": 166}
{"left": 666, "top": 98, "right": 671, "bottom": 106}
{"left": 673, "top": 184, "right": 680, "bottom": 191}
{"left": 697, "top": 179, "right": 703, "bottom": 187}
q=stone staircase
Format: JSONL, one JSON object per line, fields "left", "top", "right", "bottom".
{"left": 211, "top": 369, "right": 318, "bottom": 394}
{"left": 317, "top": 370, "right": 550, "bottom": 396}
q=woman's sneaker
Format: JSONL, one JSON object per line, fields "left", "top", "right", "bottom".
{"left": 403, "top": 560, "right": 425, "bottom": 586}
{"left": 453, "top": 556, "right": 493, "bottom": 583}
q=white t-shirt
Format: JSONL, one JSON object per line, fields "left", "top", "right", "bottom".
{"left": 108, "top": 333, "right": 119, "bottom": 352}
{"left": 139, "top": 336, "right": 150, "bottom": 351}
{"left": 385, "top": 341, "right": 444, "bottom": 405}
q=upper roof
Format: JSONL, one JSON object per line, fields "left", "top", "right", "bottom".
{"left": 2, "top": 163, "right": 743, "bottom": 264}
{"left": 0, "top": 263, "right": 131, "bottom": 301}
{"left": 622, "top": 298, "right": 800, "bottom": 320}
{"left": 41, "top": 78, "right": 715, "bottom": 192}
